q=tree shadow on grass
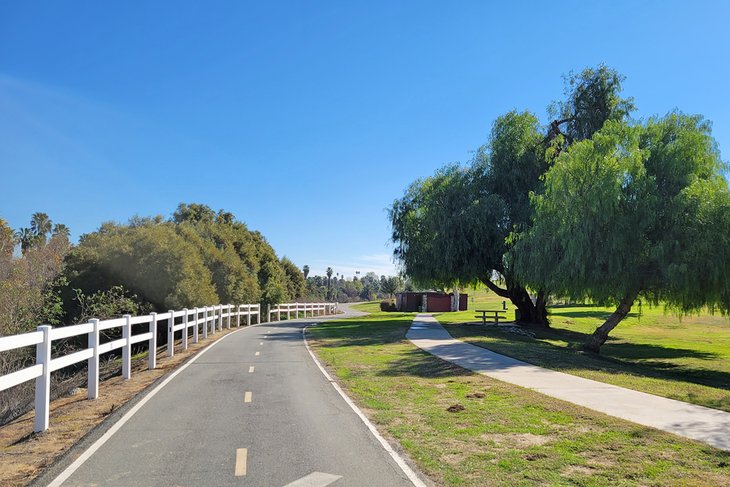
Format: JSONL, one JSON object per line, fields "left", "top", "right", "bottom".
{"left": 311, "top": 317, "right": 415, "bottom": 348}
{"left": 550, "top": 310, "right": 617, "bottom": 319}
{"left": 312, "top": 317, "right": 474, "bottom": 379}
{"left": 446, "top": 323, "right": 730, "bottom": 392}
{"left": 376, "top": 348, "right": 474, "bottom": 379}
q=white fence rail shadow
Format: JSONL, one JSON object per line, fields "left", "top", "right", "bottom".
{"left": 0, "top": 301, "right": 336, "bottom": 432}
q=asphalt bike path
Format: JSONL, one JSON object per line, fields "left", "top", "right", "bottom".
{"left": 47, "top": 305, "right": 417, "bottom": 487}
{"left": 408, "top": 314, "right": 730, "bottom": 452}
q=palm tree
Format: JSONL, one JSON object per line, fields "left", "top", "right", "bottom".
{"left": 15, "top": 227, "right": 36, "bottom": 254}
{"left": 52, "top": 223, "right": 70, "bottom": 239}
{"left": 303, "top": 265, "right": 310, "bottom": 280}
{"left": 31, "top": 212, "right": 52, "bottom": 245}
{"left": 326, "top": 267, "right": 333, "bottom": 300}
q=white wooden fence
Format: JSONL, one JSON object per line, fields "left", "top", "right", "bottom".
{"left": 267, "top": 302, "right": 337, "bottom": 322}
{"left": 0, "top": 301, "right": 335, "bottom": 433}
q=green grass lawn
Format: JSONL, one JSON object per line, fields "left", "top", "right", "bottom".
{"left": 435, "top": 287, "right": 730, "bottom": 412}
{"left": 308, "top": 311, "right": 730, "bottom": 486}
{"left": 351, "top": 301, "right": 383, "bottom": 313}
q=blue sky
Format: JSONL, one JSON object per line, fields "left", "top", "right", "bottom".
{"left": 1, "top": 1, "right": 728, "bottom": 277}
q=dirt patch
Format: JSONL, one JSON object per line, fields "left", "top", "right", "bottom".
{"left": 466, "top": 392, "right": 486, "bottom": 399}
{"left": 447, "top": 404, "right": 465, "bottom": 413}
{"left": 562, "top": 465, "right": 594, "bottom": 476}
{"left": 0, "top": 328, "right": 241, "bottom": 487}
{"left": 482, "top": 432, "right": 551, "bottom": 448}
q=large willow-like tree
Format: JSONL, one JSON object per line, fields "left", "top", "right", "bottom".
{"left": 516, "top": 114, "right": 730, "bottom": 352}
{"left": 390, "top": 111, "right": 550, "bottom": 324}
{"left": 390, "top": 65, "right": 635, "bottom": 325}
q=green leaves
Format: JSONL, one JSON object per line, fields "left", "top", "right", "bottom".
{"left": 64, "top": 203, "right": 299, "bottom": 316}
{"left": 517, "top": 113, "right": 730, "bottom": 314}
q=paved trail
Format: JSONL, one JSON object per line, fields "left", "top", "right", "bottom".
{"left": 407, "top": 314, "right": 730, "bottom": 452}
{"left": 44, "top": 305, "right": 416, "bottom": 487}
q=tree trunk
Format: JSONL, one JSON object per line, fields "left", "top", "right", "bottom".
{"left": 480, "top": 277, "right": 549, "bottom": 327}
{"left": 509, "top": 286, "right": 549, "bottom": 328}
{"left": 583, "top": 291, "right": 639, "bottom": 353}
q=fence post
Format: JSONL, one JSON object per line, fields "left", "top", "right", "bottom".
{"left": 193, "top": 308, "right": 199, "bottom": 343}
{"left": 217, "top": 304, "right": 223, "bottom": 331}
{"left": 182, "top": 309, "right": 188, "bottom": 351}
{"left": 203, "top": 307, "right": 209, "bottom": 339}
{"left": 245, "top": 305, "right": 250, "bottom": 326}
{"left": 236, "top": 305, "right": 241, "bottom": 327}
{"left": 167, "top": 310, "right": 175, "bottom": 357}
{"left": 122, "top": 314, "right": 132, "bottom": 379}
{"left": 88, "top": 319, "right": 100, "bottom": 399}
{"left": 34, "top": 324, "right": 52, "bottom": 432}
{"left": 227, "top": 305, "right": 231, "bottom": 328}
{"left": 148, "top": 313, "right": 157, "bottom": 370}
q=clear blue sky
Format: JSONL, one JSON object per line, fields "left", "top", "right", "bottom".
{"left": 2, "top": 1, "right": 728, "bottom": 277}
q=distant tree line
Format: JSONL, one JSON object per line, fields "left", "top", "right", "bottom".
{"left": 301, "top": 269, "right": 408, "bottom": 303}
{"left": 390, "top": 65, "right": 730, "bottom": 353}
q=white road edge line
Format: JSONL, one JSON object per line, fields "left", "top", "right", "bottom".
{"left": 47, "top": 326, "right": 249, "bottom": 487}
{"left": 302, "top": 325, "right": 427, "bottom": 487}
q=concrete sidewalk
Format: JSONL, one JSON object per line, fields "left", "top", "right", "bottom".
{"left": 407, "top": 314, "right": 730, "bottom": 452}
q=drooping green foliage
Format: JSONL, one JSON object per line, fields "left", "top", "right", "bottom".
{"left": 516, "top": 113, "right": 730, "bottom": 350}
{"left": 390, "top": 162, "right": 506, "bottom": 288}
{"left": 550, "top": 64, "right": 636, "bottom": 145}
{"left": 390, "top": 65, "right": 638, "bottom": 326}
{"left": 489, "top": 111, "right": 548, "bottom": 230}
{"left": 390, "top": 112, "right": 548, "bottom": 323}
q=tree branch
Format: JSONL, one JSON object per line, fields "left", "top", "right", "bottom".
{"left": 480, "top": 277, "right": 510, "bottom": 298}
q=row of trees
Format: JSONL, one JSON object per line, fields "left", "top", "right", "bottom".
{"left": 390, "top": 65, "right": 730, "bottom": 352}
{"left": 0, "top": 204, "right": 310, "bottom": 337}
{"left": 301, "top": 269, "right": 406, "bottom": 302}
{"left": 0, "top": 206, "right": 309, "bottom": 422}
{"left": 63, "top": 203, "right": 307, "bottom": 320}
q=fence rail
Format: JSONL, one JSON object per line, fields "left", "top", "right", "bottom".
{"left": 0, "top": 301, "right": 336, "bottom": 432}
{"left": 268, "top": 302, "right": 337, "bottom": 322}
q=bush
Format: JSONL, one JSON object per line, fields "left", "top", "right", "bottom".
{"left": 380, "top": 300, "right": 397, "bottom": 312}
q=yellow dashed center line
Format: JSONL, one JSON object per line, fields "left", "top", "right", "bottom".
{"left": 234, "top": 448, "right": 247, "bottom": 476}
{"left": 259, "top": 342, "right": 263, "bottom": 346}
{"left": 255, "top": 351, "right": 260, "bottom": 356}
{"left": 244, "top": 391, "right": 252, "bottom": 403}
{"left": 248, "top": 366, "right": 255, "bottom": 373}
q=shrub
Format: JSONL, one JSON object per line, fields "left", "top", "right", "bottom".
{"left": 380, "top": 300, "right": 397, "bottom": 312}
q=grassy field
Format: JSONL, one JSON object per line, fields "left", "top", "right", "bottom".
{"left": 308, "top": 309, "right": 730, "bottom": 486}
{"left": 434, "top": 288, "right": 730, "bottom": 412}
